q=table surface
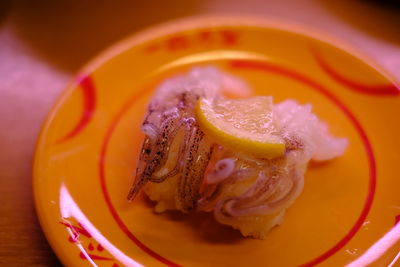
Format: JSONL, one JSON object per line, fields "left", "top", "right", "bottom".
{"left": 0, "top": 0, "right": 399, "bottom": 266}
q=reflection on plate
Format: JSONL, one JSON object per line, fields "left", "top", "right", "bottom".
{"left": 33, "top": 17, "right": 400, "bottom": 267}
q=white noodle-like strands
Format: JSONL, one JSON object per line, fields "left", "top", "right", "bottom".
{"left": 206, "top": 158, "right": 235, "bottom": 184}
{"left": 219, "top": 168, "right": 304, "bottom": 217}
{"left": 141, "top": 123, "right": 158, "bottom": 140}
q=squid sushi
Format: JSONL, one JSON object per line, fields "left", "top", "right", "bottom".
{"left": 127, "top": 67, "right": 347, "bottom": 239}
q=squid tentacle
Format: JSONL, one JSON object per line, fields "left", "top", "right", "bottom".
{"left": 198, "top": 168, "right": 257, "bottom": 211}
{"left": 217, "top": 167, "right": 302, "bottom": 217}
{"left": 150, "top": 117, "right": 196, "bottom": 183}
{"left": 177, "top": 119, "right": 213, "bottom": 212}
{"left": 149, "top": 124, "right": 186, "bottom": 183}
{"left": 127, "top": 113, "right": 182, "bottom": 200}
{"left": 127, "top": 136, "right": 153, "bottom": 200}
{"left": 128, "top": 91, "right": 214, "bottom": 211}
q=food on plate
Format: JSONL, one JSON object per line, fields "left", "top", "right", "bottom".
{"left": 127, "top": 67, "right": 347, "bottom": 239}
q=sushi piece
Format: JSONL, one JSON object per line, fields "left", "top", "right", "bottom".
{"left": 127, "top": 67, "right": 347, "bottom": 239}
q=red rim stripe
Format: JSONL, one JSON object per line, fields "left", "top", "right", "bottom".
{"left": 311, "top": 48, "right": 399, "bottom": 96}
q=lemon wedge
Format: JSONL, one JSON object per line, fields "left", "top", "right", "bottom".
{"left": 196, "top": 96, "right": 285, "bottom": 159}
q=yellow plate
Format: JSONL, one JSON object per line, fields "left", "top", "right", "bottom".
{"left": 34, "top": 17, "right": 400, "bottom": 267}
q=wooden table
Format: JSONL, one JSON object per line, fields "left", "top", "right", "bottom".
{"left": 0, "top": 0, "right": 399, "bottom": 266}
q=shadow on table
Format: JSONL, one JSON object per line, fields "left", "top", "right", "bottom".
{"left": 317, "top": 0, "right": 400, "bottom": 45}
{"left": 9, "top": 0, "right": 203, "bottom": 73}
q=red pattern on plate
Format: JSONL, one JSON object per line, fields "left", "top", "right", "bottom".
{"left": 198, "top": 30, "right": 213, "bottom": 43}
{"left": 167, "top": 36, "right": 189, "bottom": 51}
{"left": 144, "top": 29, "right": 239, "bottom": 54}
{"left": 57, "top": 75, "right": 97, "bottom": 143}
{"left": 60, "top": 220, "right": 119, "bottom": 265}
{"left": 144, "top": 43, "right": 161, "bottom": 54}
{"left": 220, "top": 30, "right": 238, "bottom": 46}
{"left": 79, "top": 252, "right": 113, "bottom": 261}
{"left": 395, "top": 215, "right": 400, "bottom": 225}
{"left": 311, "top": 48, "right": 399, "bottom": 96}
{"left": 60, "top": 221, "right": 91, "bottom": 241}
{"left": 228, "top": 59, "right": 376, "bottom": 267}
